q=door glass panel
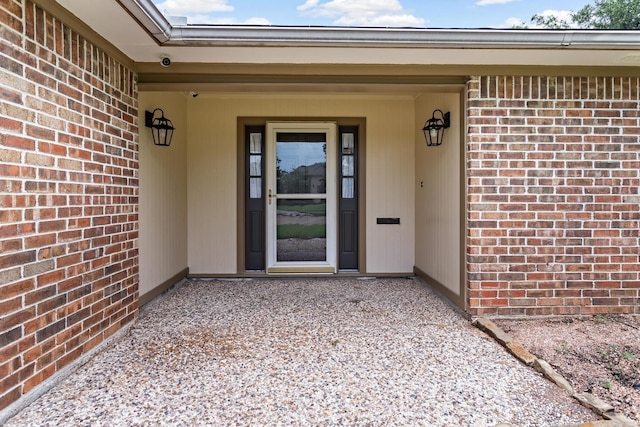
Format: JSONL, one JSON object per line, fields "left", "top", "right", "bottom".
{"left": 250, "top": 133, "right": 262, "bottom": 153}
{"left": 276, "top": 199, "right": 326, "bottom": 262}
{"left": 342, "top": 156, "right": 354, "bottom": 176}
{"left": 250, "top": 155, "right": 262, "bottom": 176}
{"left": 342, "top": 133, "right": 354, "bottom": 154}
{"left": 342, "top": 178, "right": 355, "bottom": 199}
{"left": 276, "top": 133, "right": 327, "bottom": 195}
{"left": 249, "top": 178, "right": 261, "bottom": 199}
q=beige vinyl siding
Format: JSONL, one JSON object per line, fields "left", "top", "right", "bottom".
{"left": 187, "top": 94, "right": 416, "bottom": 274}
{"left": 414, "top": 92, "right": 462, "bottom": 296}
{"left": 139, "top": 92, "right": 189, "bottom": 296}
{"left": 364, "top": 100, "right": 416, "bottom": 274}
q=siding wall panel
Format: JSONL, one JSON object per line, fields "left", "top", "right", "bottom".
{"left": 138, "top": 93, "right": 187, "bottom": 296}
{"left": 187, "top": 95, "right": 415, "bottom": 275}
{"left": 414, "top": 93, "right": 462, "bottom": 296}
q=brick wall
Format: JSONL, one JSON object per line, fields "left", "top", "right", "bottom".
{"left": 1, "top": 0, "right": 139, "bottom": 411}
{"left": 467, "top": 76, "right": 640, "bottom": 317}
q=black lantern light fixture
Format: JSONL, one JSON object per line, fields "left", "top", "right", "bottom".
{"left": 422, "top": 109, "right": 451, "bottom": 147}
{"left": 145, "top": 108, "right": 174, "bottom": 146}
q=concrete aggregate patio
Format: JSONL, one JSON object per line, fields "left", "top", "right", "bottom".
{"left": 6, "top": 278, "right": 596, "bottom": 426}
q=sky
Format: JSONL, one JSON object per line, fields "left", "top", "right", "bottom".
{"left": 151, "top": 0, "right": 593, "bottom": 28}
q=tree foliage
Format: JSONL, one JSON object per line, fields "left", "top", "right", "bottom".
{"left": 531, "top": 14, "right": 572, "bottom": 29}
{"left": 531, "top": 0, "right": 640, "bottom": 29}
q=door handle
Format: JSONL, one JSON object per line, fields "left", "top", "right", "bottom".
{"left": 268, "top": 189, "right": 273, "bottom": 205}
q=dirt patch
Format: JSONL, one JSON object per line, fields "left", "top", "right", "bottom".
{"left": 495, "top": 315, "right": 640, "bottom": 423}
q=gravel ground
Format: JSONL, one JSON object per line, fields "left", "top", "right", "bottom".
{"left": 6, "top": 278, "right": 597, "bottom": 426}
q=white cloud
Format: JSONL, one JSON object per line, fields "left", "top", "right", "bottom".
{"left": 297, "top": 0, "right": 425, "bottom": 27}
{"left": 502, "top": 17, "right": 526, "bottom": 27}
{"left": 298, "top": 0, "right": 320, "bottom": 11}
{"left": 155, "top": 0, "right": 270, "bottom": 25}
{"left": 336, "top": 13, "right": 425, "bottom": 27}
{"left": 155, "top": 0, "right": 234, "bottom": 15}
{"left": 476, "top": 0, "right": 520, "bottom": 5}
{"left": 172, "top": 14, "right": 271, "bottom": 25}
{"left": 241, "top": 17, "right": 272, "bottom": 25}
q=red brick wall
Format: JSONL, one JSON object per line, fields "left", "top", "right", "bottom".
{"left": 1, "top": 0, "right": 139, "bottom": 411}
{"left": 467, "top": 76, "right": 640, "bottom": 317}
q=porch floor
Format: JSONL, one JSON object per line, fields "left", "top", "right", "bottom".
{"left": 7, "top": 278, "right": 595, "bottom": 426}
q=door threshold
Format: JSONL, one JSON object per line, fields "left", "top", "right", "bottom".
{"left": 267, "top": 266, "right": 335, "bottom": 274}
{"left": 191, "top": 272, "right": 414, "bottom": 279}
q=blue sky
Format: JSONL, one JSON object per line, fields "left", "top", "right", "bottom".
{"left": 152, "top": 0, "right": 592, "bottom": 28}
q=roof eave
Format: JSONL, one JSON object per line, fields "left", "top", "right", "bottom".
{"left": 166, "top": 26, "right": 640, "bottom": 49}
{"left": 116, "top": 0, "right": 640, "bottom": 50}
{"left": 117, "top": 0, "right": 172, "bottom": 43}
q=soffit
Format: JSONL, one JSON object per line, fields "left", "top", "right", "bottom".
{"left": 53, "top": 0, "right": 640, "bottom": 73}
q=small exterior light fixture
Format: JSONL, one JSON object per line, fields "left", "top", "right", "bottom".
{"left": 422, "top": 110, "right": 451, "bottom": 147}
{"left": 145, "top": 108, "right": 174, "bottom": 146}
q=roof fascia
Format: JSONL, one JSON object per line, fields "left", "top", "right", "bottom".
{"left": 168, "top": 27, "right": 640, "bottom": 50}
{"left": 116, "top": 0, "right": 172, "bottom": 43}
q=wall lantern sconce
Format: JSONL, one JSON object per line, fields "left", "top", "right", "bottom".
{"left": 422, "top": 110, "right": 451, "bottom": 147}
{"left": 145, "top": 108, "right": 174, "bottom": 146}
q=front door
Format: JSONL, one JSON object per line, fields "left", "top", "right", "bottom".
{"left": 266, "top": 122, "right": 337, "bottom": 273}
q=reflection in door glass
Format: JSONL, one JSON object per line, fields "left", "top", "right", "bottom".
{"left": 276, "top": 133, "right": 327, "bottom": 195}
{"left": 276, "top": 199, "right": 326, "bottom": 262}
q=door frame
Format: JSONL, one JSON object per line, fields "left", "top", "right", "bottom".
{"left": 265, "top": 121, "right": 338, "bottom": 274}
{"left": 237, "top": 117, "right": 367, "bottom": 275}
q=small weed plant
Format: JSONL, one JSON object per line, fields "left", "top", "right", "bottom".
{"left": 594, "top": 314, "right": 608, "bottom": 323}
{"left": 555, "top": 341, "right": 569, "bottom": 355}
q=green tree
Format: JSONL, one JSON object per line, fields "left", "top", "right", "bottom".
{"left": 530, "top": 13, "right": 572, "bottom": 29}
{"left": 531, "top": 0, "right": 640, "bottom": 29}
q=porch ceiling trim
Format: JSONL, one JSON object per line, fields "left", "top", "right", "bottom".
{"left": 136, "top": 73, "right": 468, "bottom": 86}
{"left": 136, "top": 82, "right": 467, "bottom": 94}
{"left": 135, "top": 65, "right": 640, "bottom": 85}
{"left": 135, "top": 63, "right": 640, "bottom": 92}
